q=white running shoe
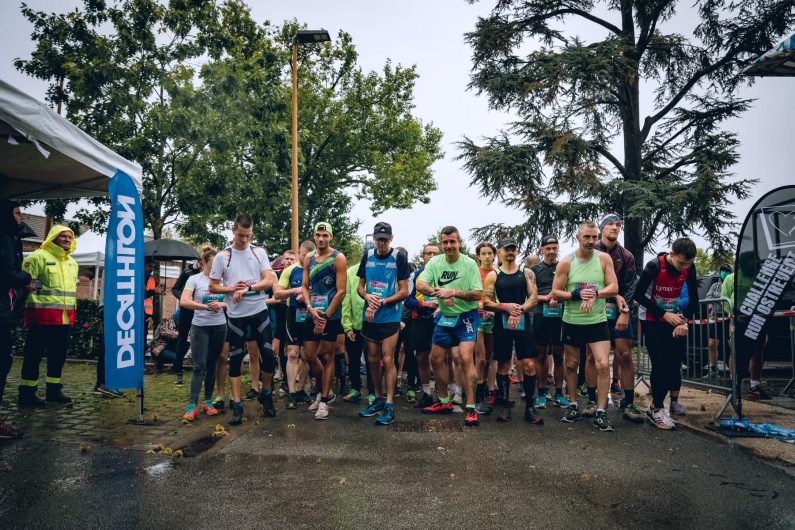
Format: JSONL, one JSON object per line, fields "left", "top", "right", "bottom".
{"left": 308, "top": 393, "right": 322, "bottom": 412}
{"left": 649, "top": 408, "right": 676, "bottom": 430}
{"left": 274, "top": 369, "right": 284, "bottom": 382}
{"left": 452, "top": 392, "right": 463, "bottom": 406}
{"left": 314, "top": 401, "right": 329, "bottom": 420}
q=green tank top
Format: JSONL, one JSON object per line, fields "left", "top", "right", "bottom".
{"left": 563, "top": 251, "right": 606, "bottom": 325}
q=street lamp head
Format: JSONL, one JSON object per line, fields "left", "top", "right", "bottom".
{"left": 294, "top": 29, "right": 331, "bottom": 45}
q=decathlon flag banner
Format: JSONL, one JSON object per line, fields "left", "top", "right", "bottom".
{"left": 104, "top": 170, "right": 145, "bottom": 389}
{"left": 734, "top": 185, "right": 795, "bottom": 354}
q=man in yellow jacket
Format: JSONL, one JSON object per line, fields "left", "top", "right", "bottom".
{"left": 18, "top": 225, "right": 79, "bottom": 407}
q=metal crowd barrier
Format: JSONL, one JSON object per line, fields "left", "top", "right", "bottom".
{"left": 635, "top": 297, "right": 738, "bottom": 420}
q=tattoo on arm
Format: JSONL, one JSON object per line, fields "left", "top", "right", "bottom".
{"left": 524, "top": 268, "right": 538, "bottom": 307}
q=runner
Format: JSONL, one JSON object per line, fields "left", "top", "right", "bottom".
{"left": 274, "top": 242, "right": 316, "bottom": 409}
{"left": 551, "top": 221, "right": 618, "bottom": 432}
{"left": 301, "top": 222, "right": 348, "bottom": 420}
{"left": 531, "top": 236, "right": 568, "bottom": 408}
{"left": 474, "top": 241, "right": 496, "bottom": 415}
{"left": 179, "top": 245, "right": 226, "bottom": 422}
{"left": 594, "top": 213, "right": 643, "bottom": 422}
{"left": 482, "top": 239, "right": 541, "bottom": 424}
{"left": 405, "top": 243, "right": 440, "bottom": 408}
{"left": 209, "top": 214, "right": 277, "bottom": 425}
{"left": 634, "top": 238, "right": 699, "bottom": 429}
{"left": 342, "top": 241, "right": 375, "bottom": 404}
{"left": 356, "top": 222, "right": 410, "bottom": 425}
{"left": 416, "top": 226, "right": 483, "bottom": 427}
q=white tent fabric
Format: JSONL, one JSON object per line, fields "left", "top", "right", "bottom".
{"left": 0, "top": 77, "right": 143, "bottom": 199}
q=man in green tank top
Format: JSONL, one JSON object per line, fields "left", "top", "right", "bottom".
{"left": 551, "top": 221, "right": 618, "bottom": 431}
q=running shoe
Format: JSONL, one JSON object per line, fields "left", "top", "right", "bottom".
{"left": 610, "top": 381, "right": 622, "bottom": 396}
{"left": 327, "top": 391, "right": 337, "bottom": 404}
{"left": 422, "top": 400, "right": 454, "bottom": 414}
{"left": 547, "top": 375, "right": 555, "bottom": 387}
{"left": 534, "top": 394, "right": 548, "bottom": 409}
{"left": 577, "top": 384, "right": 588, "bottom": 398}
{"left": 519, "top": 389, "right": 526, "bottom": 399}
{"left": 475, "top": 400, "right": 492, "bottom": 415}
{"left": 375, "top": 404, "right": 395, "bottom": 426}
{"left": 561, "top": 405, "right": 582, "bottom": 423}
{"left": 748, "top": 385, "right": 772, "bottom": 400}
{"left": 524, "top": 407, "right": 544, "bottom": 425}
{"left": 485, "top": 390, "right": 497, "bottom": 408}
{"left": 94, "top": 385, "right": 124, "bottom": 398}
{"left": 647, "top": 408, "right": 676, "bottom": 430}
{"left": 202, "top": 400, "right": 219, "bottom": 416}
{"left": 622, "top": 403, "right": 645, "bottom": 423}
{"left": 310, "top": 384, "right": 320, "bottom": 399}
{"left": 496, "top": 405, "right": 512, "bottom": 422}
{"left": 259, "top": 392, "right": 276, "bottom": 417}
{"left": 274, "top": 368, "right": 284, "bottom": 382}
{"left": 213, "top": 396, "right": 226, "bottom": 412}
{"left": 464, "top": 408, "right": 479, "bottom": 427}
{"left": 701, "top": 366, "right": 718, "bottom": 380}
{"left": 182, "top": 403, "right": 199, "bottom": 423}
{"left": 593, "top": 411, "right": 614, "bottom": 432}
{"left": 405, "top": 389, "right": 417, "bottom": 403}
{"left": 295, "top": 390, "right": 312, "bottom": 404}
{"left": 314, "top": 401, "right": 329, "bottom": 420}
{"left": 308, "top": 393, "right": 322, "bottom": 412}
{"left": 278, "top": 382, "right": 288, "bottom": 397}
{"left": 359, "top": 397, "right": 386, "bottom": 417}
{"left": 286, "top": 393, "right": 297, "bottom": 410}
{"left": 175, "top": 373, "right": 184, "bottom": 386}
{"left": 368, "top": 393, "right": 376, "bottom": 406}
{"left": 0, "top": 420, "right": 21, "bottom": 440}
{"left": 228, "top": 401, "right": 244, "bottom": 425}
{"left": 243, "top": 388, "right": 259, "bottom": 401}
{"left": 553, "top": 394, "right": 570, "bottom": 407}
{"left": 415, "top": 392, "right": 434, "bottom": 409}
{"left": 669, "top": 401, "right": 687, "bottom": 416}
{"left": 452, "top": 393, "right": 463, "bottom": 406}
{"left": 582, "top": 401, "right": 598, "bottom": 417}
{"left": 343, "top": 389, "right": 362, "bottom": 403}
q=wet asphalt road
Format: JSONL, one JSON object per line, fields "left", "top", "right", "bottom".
{"left": 1, "top": 397, "right": 793, "bottom": 529}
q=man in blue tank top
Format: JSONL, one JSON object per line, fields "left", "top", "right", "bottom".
{"left": 301, "top": 222, "right": 348, "bottom": 420}
{"left": 356, "top": 222, "right": 410, "bottom": 425}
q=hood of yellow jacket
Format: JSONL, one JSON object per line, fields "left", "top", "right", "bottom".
{"left": 42, "top": 224, "right": 76, "bottom": 258}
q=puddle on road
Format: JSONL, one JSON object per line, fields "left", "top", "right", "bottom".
{"left": 175, "top": 434, "right": 222, "bottom": 458}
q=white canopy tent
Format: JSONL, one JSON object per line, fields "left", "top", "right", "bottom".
{"left": 0, "top": 77, "right": 142, "bottom": 199}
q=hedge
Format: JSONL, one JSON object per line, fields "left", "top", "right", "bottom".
{"left": 12, "top": 299, "right": 105, "bottom": 360}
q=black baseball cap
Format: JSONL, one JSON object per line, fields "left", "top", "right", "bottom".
{"left": 373, "top": 222, "right": 393, "bottom": 239}
{"left": 498, "top": 238, "right": 518, "bottom": 249}
{"left": 540, "top": 235, "right": 558, "bottom": 246}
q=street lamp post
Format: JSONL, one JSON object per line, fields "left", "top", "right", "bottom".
{"left": 291, "top": 29, "right": 331, "bottom": 251}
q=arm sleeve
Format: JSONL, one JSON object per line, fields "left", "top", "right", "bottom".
{"left": 633, "top": 259, "right": 666, "bottom": 320}
{"left": 683, "top": 266, "right": 700, "bottom": 320}
{"left": 618, "top": 249, "right": 638, "bottom": 300}
{"left": 0, "top": 237, "right": 32, "bottom": 289}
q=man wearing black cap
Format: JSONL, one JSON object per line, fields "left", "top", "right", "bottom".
{"left": 483, "top": 239, "right": 541, "bottom": 424}
{"left": 532, "top": 236, "right": 568, "bottom": 408}
{"left": 355, "top": 222, "right": 410, "bottom": 425}
{"left": 595, "top": 213, "right": 643, "bottom": 422}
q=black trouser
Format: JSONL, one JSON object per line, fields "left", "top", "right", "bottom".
{"left": 0, "top": 324, "right": 14, "bottom": 401}
{"left": 642, "top": 320, "right": 685, "bottom": 408}
{"left": 20, "top": 325, "right": 70, "bottom": 385}
{"left": 174, "top": 308, "right": 194, "bottom": 374}
{"left": 402, "top": 320, "right": 418, "bottom": 387}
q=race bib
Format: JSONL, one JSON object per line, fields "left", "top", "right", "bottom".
{"left": 296, "top": 308, "right": 308, "bottom": 323}
{"left": 201, "top": 294, "right": 224, "bottom": 304}
{"left": 438, "top": 314, "right": 459, "bottom": 328}
{"left": 502, "top": 314, "right": 525, "bottom": 331}
{"left": 311, "top": 294, "right": 329, "bottom": 310}
{"left": 543, "top": 303, "right": 562, "bottom": 317}
{"left": 655, "top": 296, "right": 679, "bottom": 312}
{"left": 368, "top": 280, "right": 388, "bottom": 298}
{"left": 605, "top": 302, "right": 618, "bottom": 320}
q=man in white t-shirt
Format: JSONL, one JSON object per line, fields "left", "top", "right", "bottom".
{"left": 209, "top": 214, "right": 277, "bottom": 425}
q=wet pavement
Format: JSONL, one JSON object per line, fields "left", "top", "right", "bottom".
{"left": 1, "top": 362, "right": 794, "bottom": 529}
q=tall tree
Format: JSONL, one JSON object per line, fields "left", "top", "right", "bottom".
{"left": 459, "top": 0, "right": 794, "bottom": 264}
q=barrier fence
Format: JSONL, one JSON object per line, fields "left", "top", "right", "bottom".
{"left": 635, "top": 297, "right": 738, "bottom": 420}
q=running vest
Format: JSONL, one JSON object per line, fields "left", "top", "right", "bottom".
{"left": 532, "top": 260, "right": 561, "bottom": 317}
{"left": 288, "top": 265, "right": 306, "bottom": 308}
{"left": 494, "top": 267, "right": 531, "bottom": 331}
{"left": 363, "top": 248, "right": 402, "bottom": 324}
{"left": 639, "top": 254, "right": 688, "bottom": 322}
{"left": 308, "top": 250, "right": 341, "bottom": 320}
{"left": 563, "top": 251, "right": 606, "bottom": 325}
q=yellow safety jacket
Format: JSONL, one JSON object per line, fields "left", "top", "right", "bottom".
{"left": 22, "top": 225, "right": 78, "bottom": 326}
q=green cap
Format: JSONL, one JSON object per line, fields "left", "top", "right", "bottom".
{"left": 313, "top": 221, "right": 333, "bottom": 235}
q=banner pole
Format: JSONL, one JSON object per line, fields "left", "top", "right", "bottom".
{"left": 137, "top": 386, "right": 144, "bottom": 423}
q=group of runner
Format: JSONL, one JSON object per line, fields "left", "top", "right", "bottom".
{"left": 178, "top": 212, "right": 700, "bottom": 432}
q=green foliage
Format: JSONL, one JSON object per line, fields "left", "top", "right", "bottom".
{"left": 459, "top": 0, "right": 794, "bottom": 263}
{"left": 694, "top": 248, "right": 734, "bottom": 276}
{"left": 12, "top": 299, "right": 104, "bottom": 359}
{"left": 15, "top": 2, "right": 443, "bottom": 258}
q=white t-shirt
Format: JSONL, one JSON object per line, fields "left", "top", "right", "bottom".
{"left": 209, "top": 245, "right": 272, "bottom": 318}
{"left": 184, "top": 273, "right": 227, "bottom": 327}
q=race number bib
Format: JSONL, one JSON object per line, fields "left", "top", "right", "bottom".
{"left": 368, "top": 280, "right": 388, "bottom": 298}
{"left": 605, "top": 302, "right": 618, "bottom": 320}
{"left": 502, "top": 314, "right": 525, "bottom": 331}
{"left": 310, "top": 294, "right": 329, "bottom": 311}
{"left": 438, "top": 314, "right": 459, "bottom": 328}
{"left": 655, "top": 296, "right": 679, "bottom": 312}
{"left": 201, "top": 294, "right": 224, "bottom": 304}
{"left": 296, "top": 308, "right": 308, "bottom": 323}
{"left": 542, "top": 303, "right": 563, "bottom": 317}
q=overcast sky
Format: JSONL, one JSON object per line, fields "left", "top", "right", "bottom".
{"left": 1, "top": 0, "right": 792, "bottom": 262}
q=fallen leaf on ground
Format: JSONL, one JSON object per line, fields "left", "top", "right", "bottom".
{"left": 146, "top": 449, "right": 155, "bottom": 455}
{"left": 215, "top": 424, "right": 225, "bottom": 432}
{"left": 287, "top": 424, "right": 296, "bottom": 428}
{"left": 316, "top": 458, "right": 322, "bottom": 464}
{"left": 339, "top": 478, "right": 347, "bottom": 485}
{"left": 449, "top": 473, "right": 456, "bottom": 480}
{"left": 80, "top": 443, "right": 90, "bottom": 453}
{"left": 172, "top": 450, "right": 184, "bottom": 458}
{"left": 3, "top": 465, "right": 12, "bottom": 472}
{"left": 580, "top": 473, "right": 592, "bottom": 481}
{"left": 159, "top": 448, "right": 173, "bottom": 455}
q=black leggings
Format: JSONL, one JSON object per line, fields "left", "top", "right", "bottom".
{"left": 174, "top": 308, "right": 194, "bottom": 374}
{"left": 642, "top": 320, "right": 685, "bottom": 408}
{"left": 227, "top": 310, "right": 273, "bottom": 378}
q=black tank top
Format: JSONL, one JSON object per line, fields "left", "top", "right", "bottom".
{"left": 495, "top": 268, "right": 530, "bottom": 331}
